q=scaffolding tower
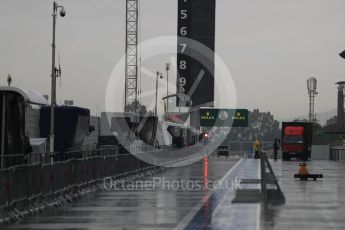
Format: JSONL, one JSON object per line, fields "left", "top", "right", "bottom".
{"left": 124, "top": 0, "right": 138, "bottom": 112}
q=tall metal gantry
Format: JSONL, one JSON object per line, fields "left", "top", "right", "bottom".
{"left": 124, "top": 0, "right": 138, "bottom": 112}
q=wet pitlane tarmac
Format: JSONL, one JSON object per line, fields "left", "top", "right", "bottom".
{"left": 184, "top": 158, "right": 260, "bottom": 230}
{"left": 3, "top": 157, "right": 240, "bottom": 230}
{"left": 4, "top": 158, "right": 345, "bottom": 230}
{"left": 262, "top": 160, "right": 345, "bottom": 230}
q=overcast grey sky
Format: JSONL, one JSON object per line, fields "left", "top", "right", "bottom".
{"left": 0, "top": 0, "right": 344, "bottom": 120}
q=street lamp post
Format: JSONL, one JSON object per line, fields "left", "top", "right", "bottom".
{"left": 155, "top": 71, "right": 163, "bottom": 117}
{"left": 165, "top": 63, "right": 170, "bottom": 112}
{"left": 49, "top": 1, "right": 66, "bottom": 155}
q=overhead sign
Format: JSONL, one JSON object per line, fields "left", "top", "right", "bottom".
{"left": 199, "top": 109, "right": 249, "bottom": 127}
{"left": 176, "top": 0, "right": 216, "bottom": 107}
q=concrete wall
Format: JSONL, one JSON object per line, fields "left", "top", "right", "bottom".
{"left": 311, "top": 145, "right": 330, "bottom": 160}
{"left": 243, "top": 144, "right": 330, "bottom": 160}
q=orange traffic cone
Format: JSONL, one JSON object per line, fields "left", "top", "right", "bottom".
{"left": 298, "top": 162, "right": 309, "bottom": 175}
{"left": 295, "top": 162, "right": 323, "bottom": 181}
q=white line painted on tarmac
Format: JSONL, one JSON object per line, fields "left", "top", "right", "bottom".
{"left": 175, "top": 158, "right": 244, "bottom": 230}
{"left": 256, "top": 159, "right": 261, "bottom": 230}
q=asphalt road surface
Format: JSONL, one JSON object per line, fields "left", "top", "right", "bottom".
{"left": 4, "top": 157, "right": 240, "bottom": 230}
{"left": 4, "top": 157, "right": 345, "bottom": 230}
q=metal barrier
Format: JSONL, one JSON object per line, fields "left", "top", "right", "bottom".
{"left": 260, "top": 151, "right": 285, "bottom": 205}
{"left": 229, "top": 141, "right": 273, "bottom": 153}
{"left": 0, "top": 169, "right": 9, "bottom": 209}
{"left": 0, "top": 152, "right": 56, "bottom": 169}
{"left": 330, "top": 146, "right": 345, "bottom": 161}
{"left": 232, "top": 151, "right": 285, "bottom": 205}
{"left": 0, "top": 143, "right": 210, "bottom": 214}
{"left": 0, "top": 153, "right": 156, "bottom": 213}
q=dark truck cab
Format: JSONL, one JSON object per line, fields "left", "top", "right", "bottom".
{"left": 217, "top": 145, "right": 229, "bottom": 158}
{"left": 281, "top": 122, "right": 313, "bottom": 161}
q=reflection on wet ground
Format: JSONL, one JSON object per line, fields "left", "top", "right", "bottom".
{"left": 4, "top": 158, "right": 345, "bottom": 230}
{"left": 185, "top": 159, "right": 260, "bottom": 230}
{"left": 262, "top": 160, "right": 345, "bottom": 230}
{"left": 4, "top": 157, "right": 239, "bottom": 230}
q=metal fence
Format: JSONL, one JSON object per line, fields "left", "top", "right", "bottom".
{"left": 0, "top": 148, "right": 122, "bottom": 168}
{"left": 0, "top": 153, "right": 154, "bottom": 212}
{"left": 330, "top": 146, "right": 345, "bottom": 161}
{"left": 228, "top": 141, "right": 274, "bottom": 153}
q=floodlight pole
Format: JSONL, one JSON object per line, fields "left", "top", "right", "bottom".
{"left": 50, "top": 1, "right": 65, "bottom": 155}
{"left": 165, "top": 63, "right": 170, "bottom": 112}
{"left": 155, "top": 71, "right": 163, "bottom": 117}
{"left": 155, "top": 72, "right": 159, "bottom": 117}
{"left": 307, "top": 77, "right": 317, "bottom": 123}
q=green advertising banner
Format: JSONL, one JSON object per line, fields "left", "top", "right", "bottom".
{"left": 199, "top": 108, "right": 249, "bottom": 127}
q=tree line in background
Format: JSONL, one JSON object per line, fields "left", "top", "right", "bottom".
{"left": 124, "top": 101, "right": 153, "bottom": 116}
{"left": 125, "top": 102, "right": 343, "bottom": 145}
{"left": 227, "top": 109, "right": 343, "bottom": 145}
{"left": 228, "top": 109, "right": 280, "bottom": 142}
{"left": 313, "top": 115, "right": 343, "bottom": 145}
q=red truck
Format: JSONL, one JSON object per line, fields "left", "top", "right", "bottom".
{"left": 281, "top": 122, "right": 313, "bottom": 161}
